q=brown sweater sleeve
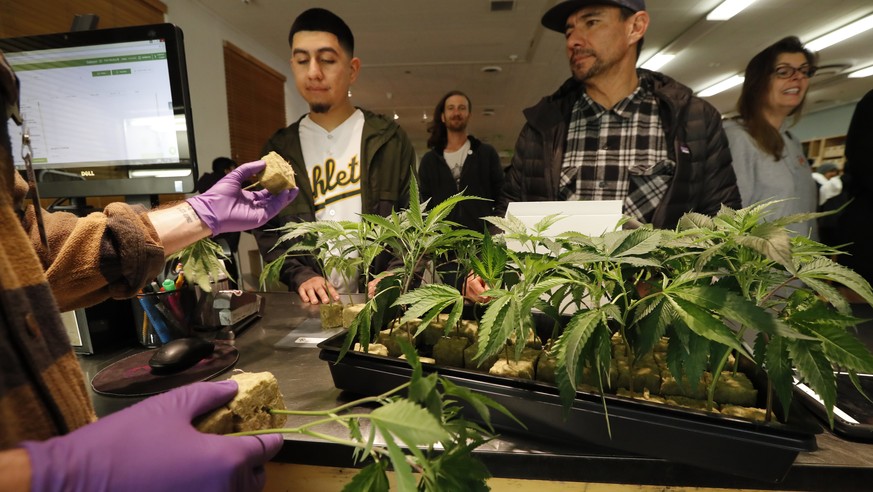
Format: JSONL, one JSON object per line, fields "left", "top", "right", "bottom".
{"left": 14, "top": 173, "right": 165, "bottom": 311}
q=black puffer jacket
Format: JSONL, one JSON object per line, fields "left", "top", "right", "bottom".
{"left": 497, "top": 69, "right": 741, "bottom": 228}
{"left": 418, "top": 135, "right": 504, "bottom": 233}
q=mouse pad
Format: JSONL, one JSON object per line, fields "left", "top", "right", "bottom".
{"left": 91, "top": 343, "right": 239, "bottom": 397}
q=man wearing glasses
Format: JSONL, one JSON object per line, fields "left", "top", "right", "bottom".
{"left": 497, "top": 0, "right": 741, "bottom": 227}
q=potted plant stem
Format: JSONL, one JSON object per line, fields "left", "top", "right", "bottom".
{"left": 235, "top": 344, "right": 520, "bottom": 492}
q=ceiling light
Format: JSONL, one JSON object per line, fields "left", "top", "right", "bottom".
{"left": 814, "top": 63, "right": 852, "bottom": 77}
{"left": 393, "top": 112, "right": 399, "bottom": 120}
{"left": 706, "top": 0, "right": 756, "bottom": 21}
{"left": 806, "top": 13, "right": 873, "bottom": 52}
{"left": 698, "top": 75, "right": 745, "bottom": 97}
{"left": 640, "top": 53, "right": 675, "bottom": 71}
{"left": 848, "top": 65, "right": 873, "bottom": 78}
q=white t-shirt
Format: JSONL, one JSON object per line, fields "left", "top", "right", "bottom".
{"left": 811, "top": 172, "right": 843, "bottom": 206}
{"left": 299, "top": 109, "right": 365, "bottom": 292}
{"left": 443, "top": 139, "right": 470, "bottom": 185}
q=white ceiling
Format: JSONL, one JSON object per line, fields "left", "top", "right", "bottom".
{"left": 197, "top": 0, "right": 873, "bottom": 156}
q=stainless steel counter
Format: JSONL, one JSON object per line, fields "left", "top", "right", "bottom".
{"left": 78, "top": 292, "right": 873, "bottom": 491}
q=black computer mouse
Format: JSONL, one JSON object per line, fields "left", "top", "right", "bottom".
{"left": 149, "top": 337, "right": 215, "bottom": 374}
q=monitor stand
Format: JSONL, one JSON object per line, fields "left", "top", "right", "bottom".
{"left": 49, "top": 196, "right": 88, "bottom": 216}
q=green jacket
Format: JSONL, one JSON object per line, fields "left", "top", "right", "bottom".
{"left": 252, "top": 108, "right": 416, "bottom": 290}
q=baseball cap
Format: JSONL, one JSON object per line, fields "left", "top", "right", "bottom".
{"left": 542, "top": 0, "right": 646, "bottom": 32}
{"left": 816, "top": 163, "right": 838, "bottom": 174}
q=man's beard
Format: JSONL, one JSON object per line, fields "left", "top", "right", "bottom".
{"left": 446, "top": 118, "right": 467, "bottom": 132}
{"left": 571, "top": 48, "right": 607, "bottom": 82}
{"left": 574, "top": 60, "right": 604, "bottom": 82}
{"left": 310, "top": 103, "right": 330, "bottom": 114}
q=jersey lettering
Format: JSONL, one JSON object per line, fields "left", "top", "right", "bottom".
{"left": 311, "top": 155, "right": 361, "bottom": 200}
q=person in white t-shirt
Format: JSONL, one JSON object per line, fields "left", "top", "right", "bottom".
{"left": 418, "top": 90, "right": 504, "bottom": 303}
{"left": 812, "top": 162, "right": 845, "bottom": 247}
{"left": 252, "top": 8, "right": 416, "bottom": 305}
{"left": 811, "top": 162, "right": 843, "bottom": 206}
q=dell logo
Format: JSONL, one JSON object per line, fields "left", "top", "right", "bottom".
{"left": 81, "top": 170, "right": 95, "bottom": 177}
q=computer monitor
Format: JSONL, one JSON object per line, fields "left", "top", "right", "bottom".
{"left": 1, "top": 23, "right": 197, "bottom": 198}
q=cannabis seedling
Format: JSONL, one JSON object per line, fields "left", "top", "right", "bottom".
{"left": 170, "top": 237, "right": 232, "bottom": 292}
{"left": 231, "top": 342, "right": 521, "bottom": 491}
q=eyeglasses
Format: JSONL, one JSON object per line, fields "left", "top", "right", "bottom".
{"left": 772, "top": 64, "right": 817, "bottom": 79}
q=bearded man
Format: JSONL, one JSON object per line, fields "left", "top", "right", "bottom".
{"left": 497, "top": 0, "right": 740, "bottom": 228}
{"left": 418, "top": 90, "right": 503, "bottom": 302}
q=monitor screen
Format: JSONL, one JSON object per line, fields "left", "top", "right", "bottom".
{"left": 1, "top": 23, "right": 197, "bottom": 198}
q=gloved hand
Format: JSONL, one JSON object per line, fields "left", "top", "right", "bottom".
{"left": 187, "top": 160, "right": 298, "bottom": 235}
{"left": 22, "top": 380, "right": 283, "bottom": 492}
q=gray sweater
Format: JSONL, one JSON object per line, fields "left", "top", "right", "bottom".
{"left": 724, "top": 119, "right": 818, "bottom": 240}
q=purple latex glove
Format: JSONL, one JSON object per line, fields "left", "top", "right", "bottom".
{"left": 187, "top": 160, "right": 298, "bottom": 235}
{"left": 22, "top": 380, "right": 283, "bottom": 492}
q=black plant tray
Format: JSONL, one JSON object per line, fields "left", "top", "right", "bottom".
{"left": 318, "top": 331, "right": 819, "bottom": 483}
{"left": 795, "top": 372, "right": 873, "bottom": 442}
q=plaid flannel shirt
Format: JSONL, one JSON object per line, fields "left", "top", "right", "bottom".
{"left": 559, "top": 72, "right": 674, "bottom": 223}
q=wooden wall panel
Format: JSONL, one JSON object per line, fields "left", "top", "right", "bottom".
{"left": 0, "top": 0, "right": 166, "bottom": 38}
{"left": 224, "top": 41, "right": 287, "bottom": 165}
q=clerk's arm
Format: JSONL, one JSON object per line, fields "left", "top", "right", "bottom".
{"left": 20, "top": 193, "right": 204, "bottom": 312}
{"left": 147, "top": 202, "right": 211, "bottom": 256}
{"left": 20, "top": 161, "right": 295, "bottom": 312}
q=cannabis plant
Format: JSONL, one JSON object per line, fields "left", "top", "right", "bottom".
{"left": 261, "top": 174, "right": 485, "bottom": 357}
{"left": 363, "top": 176, "right": 482, "bottom": 308}
{"left": 462, "top": 202, "right": 873, "bottom": 426}
{"left": 170, "top": 237, "right": 232, "bottom": 292}
{"left": 260, "top": 219, "right": 374, "bottom": 303}
{"left": 234, "top": 342, "right": 520, "bottom": 491}
{"left": 357, "top": 176, "right": 490, "bottom": 358}
{"left": 262, "top": 171, "right": 873, "bottom": 428}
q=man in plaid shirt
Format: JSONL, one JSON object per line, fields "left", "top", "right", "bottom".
{"left": 498, "top": 0, "right": 740, "bottom": 227}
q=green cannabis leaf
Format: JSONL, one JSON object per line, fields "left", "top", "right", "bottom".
{"left": 232, "top": 345, "right": 503, "bottom": 492}
{"left": 169, "top": 237, "right": 231, "bottom": 292}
